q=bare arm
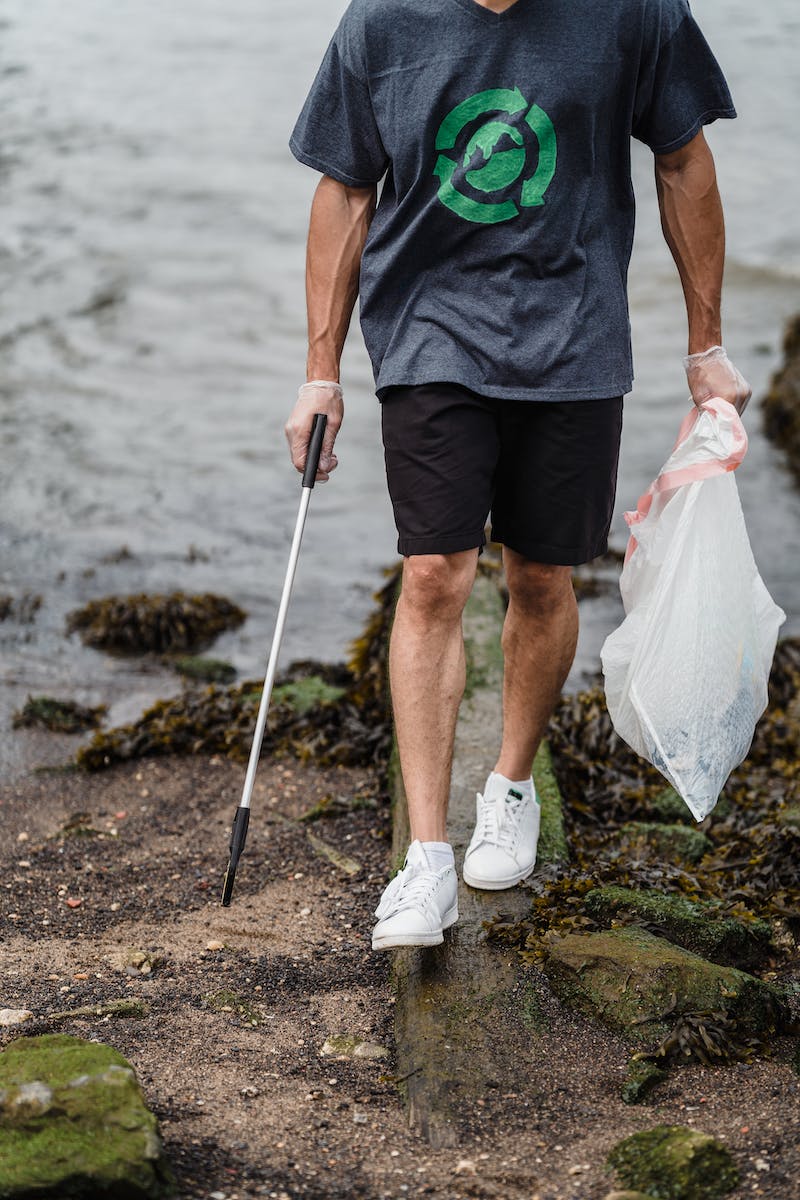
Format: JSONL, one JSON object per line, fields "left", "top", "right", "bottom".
{"left": 655, "top": 129, "right": 750, "bottom": 410}
{"left": 285, "top": 175, "right": 377, "bottom": 479}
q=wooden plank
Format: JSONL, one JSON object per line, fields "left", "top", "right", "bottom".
{"left": 389, "top": 571, "right": 568, "bottom": 1146}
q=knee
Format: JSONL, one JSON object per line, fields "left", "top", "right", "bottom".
{"left": 401, "top": 552, "right": 476, "bottom": 621}
{"left": 504, "top": 553, "right": 574, "bottom": 617}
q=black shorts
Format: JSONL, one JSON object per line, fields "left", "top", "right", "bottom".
{"left": 380, "top": 383, "right": 623, "bottom": 566}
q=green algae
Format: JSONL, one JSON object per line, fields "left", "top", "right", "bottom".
{"left": 617, "top": 822, "right": 712, "bottom": 865}
{"left": 582, "top": 886, "right": 773, "bottom": 970}
{"left": 202, "top": 990, "right": 261, "bottom": 1025}
{"left": 272, "top": 674, "right": 346, "bottom": 714}
{"left": 533, "top": 740, "right": 569, "bottom": 865}
{"left": 13, "top": 695, "right": 107, "bottom": 734}
{"left": 0, "top": 1034, "right": 174, "bottom": 1198}
{"left": 621, "top": 1057, "right": 667, "bottom": 1105}
{"left": 171, "top": 655, "right": 237, "bottom": 683}
{"left": 607, "top": 1125, "right": 739, "bottom": 1200}
{"left": 66, "top": 591, "right": 246, "bottom": 654}
{"left": 542, "top": 927, "right": 790, "bottom": 1049}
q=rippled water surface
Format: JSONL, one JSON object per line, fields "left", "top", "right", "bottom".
{"left": 1, "top": 0, "right": 798, "bottom": 776}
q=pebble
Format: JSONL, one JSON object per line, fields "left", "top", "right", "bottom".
{"left": 352, "top": 1107, "right": 368, "bottom": 1125}
{"left": 0, "top": 1008, "right": 33, "bottom": 1027}
{"left": 206, "top": 940, "right": 225, "bottom": 951}
{"left": 65, "top": 898, "right": 83, "bottom": 909}
{"left": 454, "top": 1160, "right": 476, "bottom": 1175}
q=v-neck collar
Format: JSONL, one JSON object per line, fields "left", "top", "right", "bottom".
{"left": 448, "top": 0, "right": 529, "bottom": 23}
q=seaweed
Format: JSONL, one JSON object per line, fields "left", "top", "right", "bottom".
{"left": 66, "top": 591, "right": 246, "bottom": 654}
{"left": 762, "top": 313, "right": 800, "bottom": 486}
{"left": 13, "top": 696, "right": 107, "bottom": 734}
{"left": 0, "top": 592, "right": 42, "bottom": 624}
{"left": 75, "top": 566, "right": 401, "bottom": 773}
{"left": 487, "top": 637, "right": 800, "bottom": 1075}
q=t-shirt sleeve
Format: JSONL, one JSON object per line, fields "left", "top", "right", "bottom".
{"left": 632, "top": 5, "right": 736, "bottom": 154}
{"left": 289, "top": 12, "right": 389, "bottom": 188}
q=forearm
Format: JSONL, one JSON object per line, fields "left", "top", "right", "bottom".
{"left": 306, "top": 175, "right": 377, "bottom": 380}
{"left": 655, "top": 130, "right": 724, "bottom": 354}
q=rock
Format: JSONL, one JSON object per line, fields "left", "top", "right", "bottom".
{"left": 320, "top": 1036, "right": 388, "bottom": 1061}
{"left": 353, "top": 1041, "right": 389, "bottom": 1060}
{"left": 621, "top": 1057, "right": 667, "bottom": 1105}
{"left": 12, "top": 695, "right": 106, "bottom": 734}
{"left": 49, "top": 998, "right": 149, "bottom": 1022}
{"left": 0, "top": 1010, "right": 33, "bottom": 1028}
{"left": 306, "top": 832, "right": 361, "bottom": 876}
{"left": 604, "top": 1193, "right": 657, "bottom": 1200}
{"left": 617, "top": 822, "right": 712, "bottom": 865}
{"left": 205, "top": 940, "right": 225, "bottom": 952}
{"left": 646, "top": 786, "right": 694, "bottom": 825}
{"left": 583, "top": 886, "right": 773, "bottom": 970}
{"left": 542, "top": 927, "right": 789, "bottom": 1046}
{"left": 607, "top": 1125, "right": 739, "bottom": 1199}
{"left": 172, "top": 655, "right": 237, "bottom": 683}
{"left": 0, "top": 1033, "right": 174, "bottom": 1197}
{"left": 763, "top": 313, "right": 800, "bottom": 486}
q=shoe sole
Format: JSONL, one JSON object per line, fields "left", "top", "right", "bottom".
{"left": 371, "top": 905, "right": 459, "bottom": 951}
{"left": 462, "top": 863, "right": 535, "bottom": 891}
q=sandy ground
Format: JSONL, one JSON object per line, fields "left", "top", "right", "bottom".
{"left": 1, "top": 753, "right": 799, "bottom": 1200}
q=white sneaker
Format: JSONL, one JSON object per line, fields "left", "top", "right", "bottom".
{"left": 462, "top": 773, "right": 540, "bottom": 890}
{"left": 371, "top": 841, "right": 459, "bottom": 950}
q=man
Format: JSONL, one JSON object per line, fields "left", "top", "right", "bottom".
{"left": 285, "top": 0, "right": 750, "bottom": 951}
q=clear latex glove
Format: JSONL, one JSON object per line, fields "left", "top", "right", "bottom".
{"left": 284, "top": 380, "right": 343, "bottom": 482}
{"left": 683, "top": 345, "right": 751, "bottom": 414}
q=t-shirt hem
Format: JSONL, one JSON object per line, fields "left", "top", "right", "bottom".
{"left": 375, "top": 376, "right": 633, "bottom": 402}
{"left": 288, "top": 138, "right": 380, "bottom": 189}
{"left": 649, "top": 107, "right": 737, "bottom": 155}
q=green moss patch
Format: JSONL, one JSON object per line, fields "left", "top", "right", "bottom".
{"left": 607, "top": 1125, "right": 739, "bottom": 1200}
{"left": 583, "top": 886, "right": 773, "bottom": 970}
{"left": 13, "top": 695, "right": 106, "bottom": 734}
{"left": 617, "top": 822, "right": 712, "bottom": 865}
{"left": 0, "top": 1034, "right": 174, "bottom": 1198}
{"left": 542, "top": 927, "right": 789, "bottom": 1049}
{"left": 171, "top": 655, "right": 237, "bottom": 683}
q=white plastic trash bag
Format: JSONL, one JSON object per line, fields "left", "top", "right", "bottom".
{"left": 601, "top": 397, "right": 785, "bottom": 822}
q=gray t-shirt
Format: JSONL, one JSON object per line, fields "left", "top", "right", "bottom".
{"left": 290, "top": 0, "right": 735, "bottom": 401}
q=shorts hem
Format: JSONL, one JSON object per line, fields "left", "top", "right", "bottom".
{"left": 491, "top": 527, "right": 610, "bottom": 567}
{"left": 397, "top": 530, "right": 486, "bottom": 557}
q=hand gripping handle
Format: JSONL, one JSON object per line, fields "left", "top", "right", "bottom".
{"left": 302, "top": 413, "right": 328, "bottom": 488}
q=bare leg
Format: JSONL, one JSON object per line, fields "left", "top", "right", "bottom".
{"left": 389, "top": 550, "right": 479, "bottom": 842}
{"left": 494, "top": 548, "right": 578, "bottom": 781}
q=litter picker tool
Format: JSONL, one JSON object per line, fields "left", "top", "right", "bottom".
{"left": 221, "top": 412, "right": 328, "bottom": 906}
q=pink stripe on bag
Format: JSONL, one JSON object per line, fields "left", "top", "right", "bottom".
{"left": 624, "top": 398, "right": 747, "bottom": 562}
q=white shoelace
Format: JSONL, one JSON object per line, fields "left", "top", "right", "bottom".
{"left": 375, "top": 865, "right": 439, "bottom": 921}
{"left": 474, "top": 790, "right": 525, "bottom": 854}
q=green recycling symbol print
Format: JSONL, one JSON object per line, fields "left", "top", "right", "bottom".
{"left": 433, "top": 87, "right": 557, "bottom": 225}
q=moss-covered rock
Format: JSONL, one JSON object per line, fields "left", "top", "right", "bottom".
{"left": 171, "top": 655, "right": 237, "bottom": 683}
{"left": 645, "top": 785, "right": 693, "bottom": 824}
{"left": 0, "top": 1033, "right": 174, "bottom": 1198}
{"left": 583, "top": 886, "right": 773, "bottom": 970}
{"left": 617, "top": 822, "right": 712, "bottom": 865}
{"left": 621, "top": 1057, "right": 667, "bottom": 1105}
{"left": 12, "top": 695, "right": 106, "bottom": 734}
{"left": 763, "top": 313, "right": 800, "bottom": 486}
{"left": 66, "top": 591, "right": 246, "bottom": 654}
{"left": 542, "top": 927, "right": 788, "bottom": 1047}
{"left": 606, "top": 1125, "right": 739, "bottom": 1199}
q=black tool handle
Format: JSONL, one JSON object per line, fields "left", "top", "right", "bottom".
{"left": 302, "top": 413, "right": 328, "bottom": 488}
